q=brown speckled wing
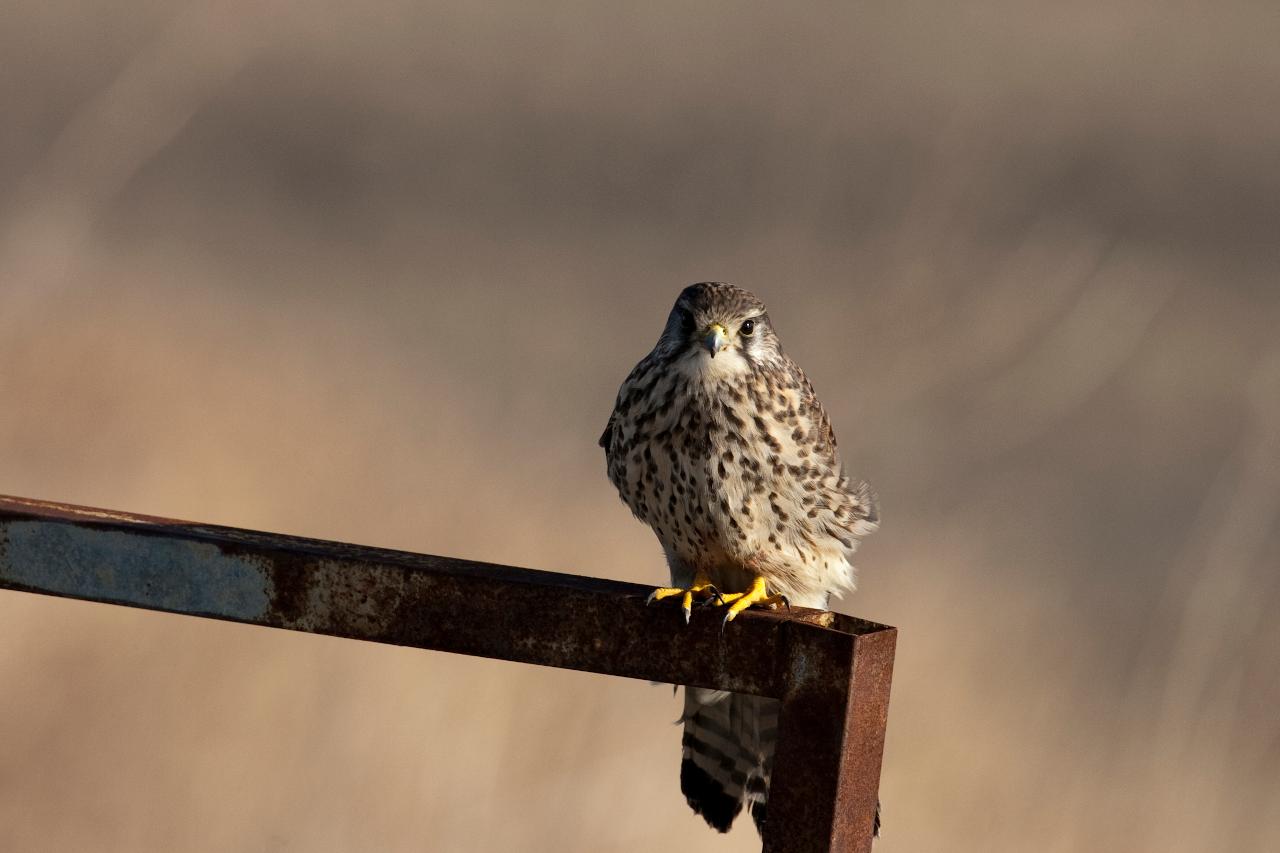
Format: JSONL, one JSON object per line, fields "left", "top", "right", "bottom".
{"left": 790, "top": 357, "right": 880, "bottom": 538}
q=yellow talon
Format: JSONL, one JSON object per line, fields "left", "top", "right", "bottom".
{"left": 646, "top": 570, "right": 720, "bottom": 623}
{"left": 647, "top": 573, "right": 787, "bottom": 625}
{"left": 722, "top": 576, "right": 788, "bottom": 625}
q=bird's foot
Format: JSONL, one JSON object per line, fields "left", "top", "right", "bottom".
{"left": 646, "top": 570, "right": 723, "bottom": 623}
{"left": 717, "top": 576, "right": 789, "bottom": 626}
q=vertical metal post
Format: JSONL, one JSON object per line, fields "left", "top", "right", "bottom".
{"left": 763, "top": 624, "right": 896, "bottom": 853}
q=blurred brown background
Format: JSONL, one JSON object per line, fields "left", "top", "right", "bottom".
{"left": 3, "top": 1, "right": 1278, "bottom": 850}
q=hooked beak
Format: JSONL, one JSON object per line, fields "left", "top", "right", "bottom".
{"left": 702, "top": 323, "right": 728, "bottom": 357}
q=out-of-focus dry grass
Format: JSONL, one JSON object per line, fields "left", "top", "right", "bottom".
{"left": 2, "top": 2, "right": 1278, "bottom": 850}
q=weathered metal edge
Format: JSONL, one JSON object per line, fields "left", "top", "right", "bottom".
{"left": 0, "top": 495, "right": 892, "bottom": 638}
{"left": 0, "top": 495, "right": 894, "bottom": 699}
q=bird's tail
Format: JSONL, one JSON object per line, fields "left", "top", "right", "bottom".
{"left": 679, "top": 687, "right": 778, "bottom": 835}
{"left": 679, "top": 686, "right": 883, "bottom": 839}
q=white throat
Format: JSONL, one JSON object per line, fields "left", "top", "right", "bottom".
{"left": 674, "top": 347, "right": 752, "bottom": 382}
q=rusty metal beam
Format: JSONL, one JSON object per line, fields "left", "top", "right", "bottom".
{"left": 0, "top": 494, "right": 895, "bottom": 852}
{"left": 766, "top": 625, "right": 896, "bottom": 851}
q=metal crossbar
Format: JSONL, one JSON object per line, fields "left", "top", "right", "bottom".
{"left": 0, "top": 494, "right": 895, "bottom": 852}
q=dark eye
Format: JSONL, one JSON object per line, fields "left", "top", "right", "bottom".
{"left": 740, "top": 319, "right": 756, "bottom": 336}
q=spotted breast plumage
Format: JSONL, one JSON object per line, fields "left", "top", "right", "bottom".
{"left": 599, "top": 282, "right": 880, "bottom": 837}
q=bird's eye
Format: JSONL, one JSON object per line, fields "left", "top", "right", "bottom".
{"left": 740, "top": 319, "right": 756, "bottom": 336}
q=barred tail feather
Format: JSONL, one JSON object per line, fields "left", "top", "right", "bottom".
{"left": 679, "top": 688, "right": 778, "bottom": 836}
{"left": 679, "top": 687, "right": 882, "bottom": 840}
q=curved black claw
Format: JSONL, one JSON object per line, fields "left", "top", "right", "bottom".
{"left": 696, "top": 586, "right": 724, "bottom": 607}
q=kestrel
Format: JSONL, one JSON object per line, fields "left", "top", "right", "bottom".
{"left": 600, "top": 282, "right": 880, "bottom": 836}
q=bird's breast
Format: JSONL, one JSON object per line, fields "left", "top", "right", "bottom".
{"left": 609, "top": 378, "right": 850, "bottom": 595}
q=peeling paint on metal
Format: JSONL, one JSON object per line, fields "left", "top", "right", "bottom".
{"left": 0, "top": 520, "right": 271, "bottom": 619}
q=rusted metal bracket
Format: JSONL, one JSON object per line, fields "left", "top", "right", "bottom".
{"left": 0, "top": 494, "right": 894, "bottom": 852}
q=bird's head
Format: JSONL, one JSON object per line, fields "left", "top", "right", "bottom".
{"left": 658, "top": 282, "right": 783, "bottom": 374}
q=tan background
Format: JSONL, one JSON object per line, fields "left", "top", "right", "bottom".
{"left": 3, "top": 1, "right": 1279, "bottom": 850}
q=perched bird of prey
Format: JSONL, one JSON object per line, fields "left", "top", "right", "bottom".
{"left": 600, "top": 282, "right": 880, "bottom": 837}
